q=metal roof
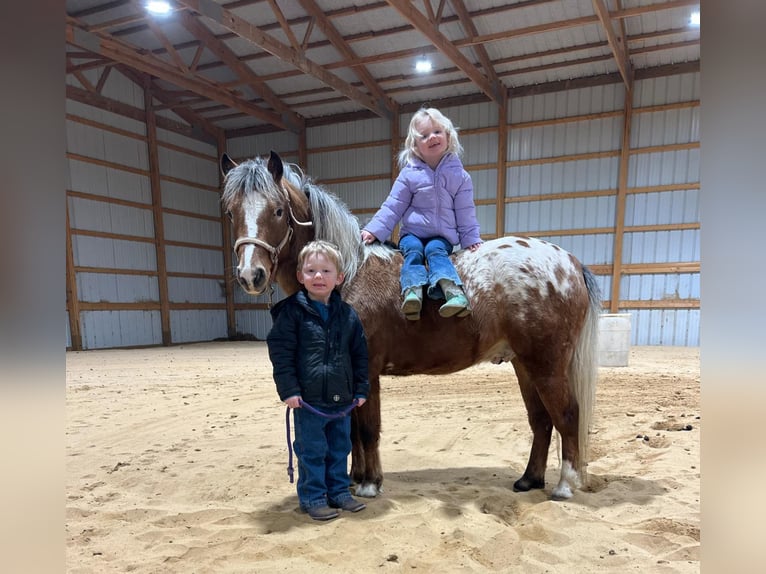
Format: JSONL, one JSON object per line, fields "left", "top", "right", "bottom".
{"left": 66, "top": 0, "right": 700, "bottom": 136}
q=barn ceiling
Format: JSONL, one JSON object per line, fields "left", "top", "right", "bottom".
{"left": 65, "top": 0, "right": 700, "bottom": 138}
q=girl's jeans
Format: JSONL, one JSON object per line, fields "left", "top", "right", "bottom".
{"left": 398, "top": 234, "right": 463, "bottom": 299}
{"left": 293, "top": 406, "right": 353, "bottom": 509}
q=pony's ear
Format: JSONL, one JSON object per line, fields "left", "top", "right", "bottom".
{"left": 267, "top": 150, "right": 284, "bottom": 185}
{"left": 220, "top": 153, "right": 238, "bottom": 177}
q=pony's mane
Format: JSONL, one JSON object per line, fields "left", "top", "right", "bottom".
{"left": 222, "top": 156, "right": 393, "bottom": 284}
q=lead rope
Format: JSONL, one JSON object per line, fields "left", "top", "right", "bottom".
{"left": 285, "top": 398, "right": 360, "bottom": 483}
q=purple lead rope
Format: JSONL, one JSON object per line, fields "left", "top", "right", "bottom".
{"left": 285, "top": 398, "right": 359, "bottom": 483}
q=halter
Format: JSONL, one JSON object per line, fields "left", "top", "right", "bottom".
{"left": 232, "top": 183, "right": 313, "bottom": 304}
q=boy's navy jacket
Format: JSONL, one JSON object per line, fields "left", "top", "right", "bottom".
{"left": 267, "top": 289, "right": 369, "bottom": 409}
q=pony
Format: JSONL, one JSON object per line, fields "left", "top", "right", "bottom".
{"left": 221, "top": 151, "right": 601, "bottom": 500}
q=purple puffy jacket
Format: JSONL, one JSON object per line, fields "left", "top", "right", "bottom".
{"left": 363, "top": 153, "right": 481, "bottom": 248}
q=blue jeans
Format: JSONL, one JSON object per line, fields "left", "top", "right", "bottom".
{"left": 399, "top": 234, "right": 463, "bottom": 300}
{"left": 293, "top": 407, "right": 353, "bottom": 509}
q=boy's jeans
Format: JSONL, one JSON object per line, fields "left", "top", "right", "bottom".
{"left": 293, "top": 407, "right": 353, "bottom": 509}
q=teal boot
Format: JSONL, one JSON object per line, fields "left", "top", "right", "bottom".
{"left": 438, "top": 279, "right": 471, "bottom": 318}
{"left": 401, "top": 287, "right": 423, "bottom": 320}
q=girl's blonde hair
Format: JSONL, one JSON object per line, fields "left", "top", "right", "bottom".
{"left": 297, "top": 240, "right": 345, "bottom": 277}
{"left": 398, "top": 107, "right": 463, "bottom": 169}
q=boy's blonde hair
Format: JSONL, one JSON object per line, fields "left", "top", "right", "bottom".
{"left": 398, "top": 107, "right": 463, "bottom": 169}
{"left": 297, "top": 240, "right": 344, "bottom": 275}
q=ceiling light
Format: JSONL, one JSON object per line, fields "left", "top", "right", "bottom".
{"left": 146, "top": 1, "right": 172, "bottom": 15}
{"left": 689, "top": 11, "right": 700, "bottom": 27}
{"left": 415, "top": 57, "right": 432, "bottom": 73}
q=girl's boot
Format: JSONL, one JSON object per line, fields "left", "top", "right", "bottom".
{"left": 401, "top": 287, "right": 422, "bottom": 320}
{"left": 437, "top": 279, "right": 471, "bottom": 318}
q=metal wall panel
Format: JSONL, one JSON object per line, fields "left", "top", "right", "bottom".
{"left": 530, "top": 233, "right": 615, "bottom": 268}
{"left": 80, "top": 310, "right": 162, "bottom": 348}
{"left": 170, "top": 310, "right": 227, "bottom": 343}
{"left": 226, "top": 132, "right": 300, "bottom": 161}
{"left": 633, "top": 72, "right": 700, "bottom": 108}
{"left": 77, "top": 273, "right": 159, "bottom": 303}
{"left": 163, "top": 213, "right": 222, "bottom": 247}
{"left": 68, "top": 156, "right": 152, "bottom": 204}
{"left": 632, "top": 107, "right": 700, "bottom": 147}
{"left": 68, "top": 196, "right": 154, "bottom": 237}
{"left": 621, "top": 273, "right": 700, "bottom": 300}
{"left": 308, "top": 117, "right": 391, "bottom": 148}
{"left": 626, "top": 189, "right": 700, "bottom": 226}
{"left": 235, "top": 311, "right": 273, "bottom": 340}
{"left": 462, "top": 132, "right": 500, "bottom": 166}
{"left": 309, "top": 146, "right": 390, "bottom": 180}
{"left": 470, "top": 169, "right": 498, "bottom": 201}
{"left": 508, "top": 157, "right": 620, "bottom": 195}
{"left": 72, "top": 235, "right": 156, "bottom": 270}
{"left": 156, "top": 128, "right": 217, "bottom": 158}
{"left": 510, "top": 83, "right": 625, "bottom": 122}
{"left": 629, "top": 149, "right": 700, "bottom": 187}
{"left": 164, "top": 245, "right": 223, "bottom": 276}
{"left": 157, "top": 146, "right": 219, "bottom": 188}
{"left": 98, "top": 68, "right": 145, "bottom": 109}
{"left": 623, "top": 230, "right": 700, "bottom": 264}
{"left": 161, "top": 179, "right": 221, "bottom": 217}
{"left": 167, "top": 277, "right": 225, "bottom": 304}
{"left": 66, "top": 100, "right": 147, "bottom": 135}
{"left": 630, "top": 309, "right": 700, "bottom": 346}
{"left": 325, "top": 179, "right": 391, "bottom": 212}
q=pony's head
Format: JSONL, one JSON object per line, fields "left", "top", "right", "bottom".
{"left": 221, "top": 151, "right": 312, "bottom": 295}
{"left": 221, "top": 151, "right": 365, "bottom": 297}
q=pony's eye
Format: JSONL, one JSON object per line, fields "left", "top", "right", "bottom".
{"left": 225, "top": 210, "right": 233, "bottom": 221}
{"left": 276, "top": 208, "right": 284, "bottom": 217}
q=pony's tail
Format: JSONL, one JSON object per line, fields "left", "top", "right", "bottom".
{"left": 570, "top": 265, "right": 601, "bottom": 485}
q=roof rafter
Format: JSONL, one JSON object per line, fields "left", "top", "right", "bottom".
{"left": 175, "top": 0, "right": 393, "bottom": 119}
{"left": 177, "top": 9, "right": 305, "bottom": 132}
{"left": 449, "top": 0, "right": 506, "bottom": 105}
{"left": 385, "top": 0, "right": 505, "bottom": 105}
{"left": 66, "top": 19, "right": 293, "bottom": 131}
{"left": 297, "top": 0, "right": 397, "bottom": 115}
{"left": 592, "top": 0, "right": 633, "bottom": 91}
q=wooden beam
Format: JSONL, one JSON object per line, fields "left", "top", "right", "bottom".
{"left": 450, "top": 0, "right": 505, "bottom": 102}
{"left": 611, "top": 0, "right": 699, "bottom": 19}
{"left": 385, "top": 0, "right": 504, "bottom": 104}
{"left": 592, "top": 0, "right": 633, "bottom": 91}
{"left": 610, "top": 87, "right": 632, "bottom": 313}
{"left": 495, "top": 99, "right": 508, "bottom": 238}
{"left": 145, "top": 81, "right": 172, "bottom": 345}
{"left": 217, "top": 132, "right": 236, "bottom": 338}
{"left": 117, "top": 65, "right": 223, "bottom": 141}
{"left": 65, "top": 202, "right": 83, "bottom": 351}
{"left": 66, "top": 21, "right": 292, "bottom": 131}
{"left": 66, "top": 84, "right": 215, "bottom": 143}
{"left": 176, "top": 0, "right": 393, "bottom": 119}
{"left": 178, "top": 10, "right": 305, "bottom": 132}
{"left": 298, "top": 0, "right": 397, "bottom": 115}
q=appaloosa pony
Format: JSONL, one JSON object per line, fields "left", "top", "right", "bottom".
{"left": 221, "top": 151, "right": 601, "bottom": 500}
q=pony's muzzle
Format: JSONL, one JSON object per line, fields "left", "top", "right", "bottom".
{"left": 236, "top": 264, "right": 268, "bottom": 295}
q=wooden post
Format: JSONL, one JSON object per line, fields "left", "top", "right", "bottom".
{"left": 389, "top": 107, "right": 401, "bottom": 243}
{"left": 65, "top": 203, "right": 83, "bottom": 350}
{"left": 610, "top": 86, "right": 633, "bottom": 312}
{"left": 217, "top": 132, "right": 236, "bottom": 337}
{"left": 495, "top": 93, "right": 508, "bottom": 238}
{"left": 144, "top": 79, "right": 172, "bottom": 345}
{"left": 298, "top": 129, "right": 308, "bottom": 170}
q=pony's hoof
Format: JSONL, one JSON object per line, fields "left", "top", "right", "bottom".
{"left": 551, "top": 484, "right": 574, "bottom": 500}
{"left": 513, "top": 476, "right": 545, "bottom": 492}
{"left": 354, "top": 483, "right": 381, "bottom": 498}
